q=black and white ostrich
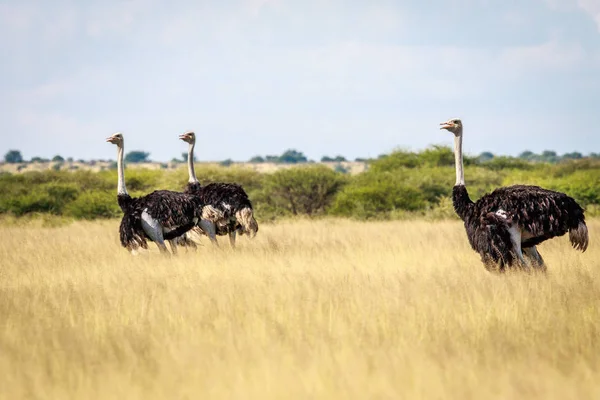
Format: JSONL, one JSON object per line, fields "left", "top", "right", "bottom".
{"left": 177, "top": 131, "right": 258, "bottom": 248}
{"left": 106, "top": 132, "right": 219, "bottom": 254}
{"left": 440, "top": 118, "right": 589, "bottom": 272}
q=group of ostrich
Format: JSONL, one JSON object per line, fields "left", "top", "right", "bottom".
{"left": 106, "top": 118, "right": 589, "bottom": 273}
{"left": 106, "top": 131, "right": 258, "bottom": 255}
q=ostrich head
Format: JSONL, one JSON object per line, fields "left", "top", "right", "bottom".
{"left": 179, "top": 131, "right": 196, "bottom": 144}
{"left": 440, "top": 118, "right": 463, "bottom": 136}
{"left": 106, "top": 132, "right": 124, "bottom": 146}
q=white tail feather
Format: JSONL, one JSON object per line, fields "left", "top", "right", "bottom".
{"left": 569, "top": 221, "right": 589, "bottom": 252}
{"left": 202, "top": 205, "right": 224, "bottom": 222}
{"left": 236, "top": 207, "right": 258, "bottom": 238}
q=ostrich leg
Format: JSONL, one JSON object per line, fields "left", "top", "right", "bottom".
{"left": 141, "top": 211, "right": 169, "bottom": 254}
{"left": 523, "top": 246, "right": 546, "bottom": 272}
{"left": 228, "top": 231, "right": 236, "bottom": 249}
{"left": 507, "top": 225, "right": 528, "bottom": 268}
{"left": 199, "top": 219, "right": 219, "bottom": 246}
{"left": 168, "top": 240, "right": 179, "bottom": 255}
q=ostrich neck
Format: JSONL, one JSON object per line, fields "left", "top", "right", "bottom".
{"left": 187, "top": 142, "right": 198, "bottom": 183}
{"left": 117, "top": 143, "right": 128, "bottom": 195}
{"left": 454, "top": 133, "right": 465, "bottom": 186}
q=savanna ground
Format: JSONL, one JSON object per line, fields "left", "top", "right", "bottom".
{"left": 1, "top": 218, "right": 599, "bottom": 399}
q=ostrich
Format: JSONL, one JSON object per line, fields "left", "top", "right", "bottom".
{"left": 177, "top": 131, "right": 258, "bottom": 248}
{"left": 440, "top": 118, "right": 589, "bottom": 272}
{"left": 106, "top": 132, "right": 219, "bottom": 254}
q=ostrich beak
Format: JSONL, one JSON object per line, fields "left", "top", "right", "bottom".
{"left": 440, "top": 122, "right": 452, "bottom": 130}
{"left": 106, "top": 137, "right": 113, "bottom": 142}
{"left": 179, "top": 131, "right": 194, "bottom": 141}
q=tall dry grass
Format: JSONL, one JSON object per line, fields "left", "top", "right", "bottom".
{"left": 0, "top": 218, "right": 599, "bottom": 399}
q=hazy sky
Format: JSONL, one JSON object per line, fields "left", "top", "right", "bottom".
{"left": 1, "top": 0, "right": 599, "bottom": 162}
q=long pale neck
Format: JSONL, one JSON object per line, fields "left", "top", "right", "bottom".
{"left": 453, "top": 132, "right": 465, "bottom": 186}
{"left": 187, "top": 142, "right": 198, "bottom": 184}
{"left": 117, "top": 143, "right": 128, "bottom": 195}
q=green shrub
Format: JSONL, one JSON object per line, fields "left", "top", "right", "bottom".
{"left": 370, "top": 150, "right": 420, "bottom": 171}
{"left": 419, "top": 145, "right": 456, "bottom": 167}
{"left": 539, "top": 171, "right": 600, "bottom": 207}
{"left": 260, "top": 165, "right": 347, "bottom": 216}
{"left": 370, "top": 146, "right": 477, "bottom": 173}
{"left": 2, "top": 183, "right": 79, "bottom": 216}
{"left": 6, "top": 192, "right": 58, "bottom": 216}
{"left": 333, "top": 164, "right": 348, "bottom": 174}
{"left": 424, "top": 196, "right": 459, "bottom": 220}
{"left": 331, "top": 172, "right": 426, "bottom": 219}
{"left": 119, "top": 169, "right": 161, "bottom": 192}
{"left": 65, "top": 191, "right": 120, "bottom": 219}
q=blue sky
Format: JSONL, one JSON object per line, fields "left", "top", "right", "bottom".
{"left": 1, "top": 0, "right": 599, "bottom": 162}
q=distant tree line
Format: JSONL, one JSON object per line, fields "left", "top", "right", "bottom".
{"left": 478, "top": 150, "right": 599, "bottom": 163}
{"left": 249, "top": 149, "right": 309, "bottom": 164}
{"left": 3, "top": 150, "right": 150, "bottom": 164}
{"left": 1, "top": 146, "right": 599, "bottom": 222}
{"left": 4, "top": 148, "right": 600, "bottom": 166}
{"left": 248, "top": 150, "right": 369, "bottom": 164}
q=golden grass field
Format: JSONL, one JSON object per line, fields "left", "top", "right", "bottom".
{"left": 1, "top": 218, "right": 599, "bottom": 399}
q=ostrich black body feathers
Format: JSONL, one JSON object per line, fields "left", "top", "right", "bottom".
{"left": 185, "top": 182, "right": 257, "bottom": 236}
{"left": 453, "top": 184, "right": 588, "bottom": 271}
{"left": 117, "top": 190, "right": 205, "bottom": 251}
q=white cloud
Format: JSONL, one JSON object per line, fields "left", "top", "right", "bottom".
{"left": 577, "top": 0, "right": 600, "bottom": 31}
{"left": 545, "top": 0, "right": 600, "bottom": 31}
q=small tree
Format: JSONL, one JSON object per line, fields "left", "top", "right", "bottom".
{"left": 52, "top": 155, "right": 65, "bottom": 162}
{"left": 4, "top": 150, "right": 23, "bottom": 163}
{"left": 321, "top": 155, "right": 347, "bottom": 163}
{"left": 125, "top": 151, "right": 150, "bottom": 163}
{"left": 278, "top": 149, "right": 307, "bottom": 164}
{"left": 249, "top": 156, "right": 265, "bottom": 163}
{"left": 262, "top": 165, "right": 346, "bottom": 216}
{"left": 478, "top": 152, "right": 495, "bottom": 162}
{"left": 220, "top": 159, "right": 233, "bottom": 167}
{"left": 541, "top": 150, "right": 558, "bottom": 163}
{"left": 518, "top": 150, "right": 535, "bottom": 160}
